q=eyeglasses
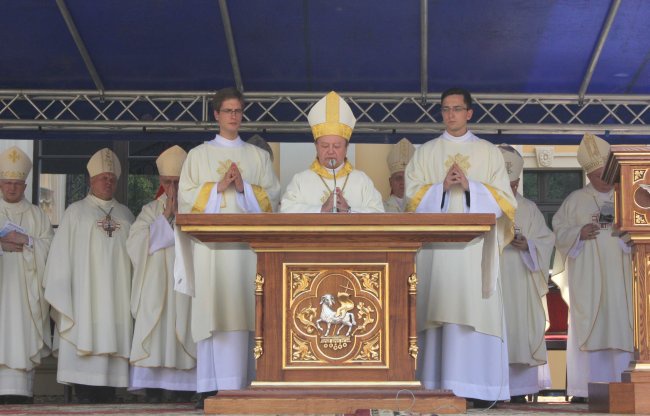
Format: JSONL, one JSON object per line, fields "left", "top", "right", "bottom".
{"left": 441, "top": 106, "right": 468, "bottom": 114}
{"left": 219, "top": 108, "right": 243, "bottom": 116}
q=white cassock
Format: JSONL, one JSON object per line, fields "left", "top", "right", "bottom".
{"left": 501, "top": 194, "right": 555, "bottom": 396}
{"left": 405, "top": 130, "right": 516, "bottom": 401}
{"left": 174, "top": 135, "right": 280, "bottom": 392}
{"left": 0, "top": 198, "right": 53, "bottom": 396}
{"left": 127, "top": 195, "right": 196, "bottom": 391}
{"left": 281, "top": 160, "right": 384, "bottom": 213}
{"left": 552, "top": 185, "right": 633, "bottom": 397}
{"left": 44, "top": 194, "right": 134, "bottom": 387}
{"left": 383, "top": 194, "right": 405, "bottom": 213}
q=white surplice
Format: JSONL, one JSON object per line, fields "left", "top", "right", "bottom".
{"left": 406, "top": 131, "right": 516, "bottom": 401}
{"left": 43, "top": 194, "right": 134, "bottom": 387}
{"left": 175, "top": 135, "right": 280, "bottom": 392}
{"left": 383, "top": 194, "right": 404, "bottom": 213}
{"left": 0, "top": 199, "right": 53, "bottom": 396}
{"left": 127, "top": 195, "right": 196, "bottom": 391}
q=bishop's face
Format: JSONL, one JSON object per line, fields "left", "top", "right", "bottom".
{"left": 0, "top": 179, "right": 26, "bottom": 203}
{"left": 90, "top": 172, "right": 117, "bottom": 201}
{"left": 389, "top": 171, "right": 405, "bottom": 198}
{"left": 316, "top": 135, "right": 348, "bottom": 169}
{"left": 159, "top": 175, "right": 180, "bottom": 198}
{"left": 587, "top": 167, "right": 613, "bottom": 193}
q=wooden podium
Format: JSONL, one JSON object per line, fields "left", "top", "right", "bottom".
{"left": 177, "top": 213, "right": 494, "bottom": 414}
{"left": 591, "top": 145, "right": 650, "bottom": 413}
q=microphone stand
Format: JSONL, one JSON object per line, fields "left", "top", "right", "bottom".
{"left": 329, "top": 159, "right": 337, "bottom": 213}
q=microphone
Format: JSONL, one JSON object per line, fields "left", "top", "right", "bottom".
{"left": 329, "top": 159, "right": 337, "bottom": 213}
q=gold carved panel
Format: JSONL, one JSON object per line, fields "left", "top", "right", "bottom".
{"left": 634, "top": 169, "right": 647, "bottom": 183}
{"left": 283, "top": 263, "right": 388, "bottom": 369}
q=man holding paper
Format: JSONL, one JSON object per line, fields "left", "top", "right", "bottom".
{"left": 0, "top": 146, "right": 54, "bottom": 404}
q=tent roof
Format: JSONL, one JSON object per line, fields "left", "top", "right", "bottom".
{"left": 1, "top": 0, "right": 649, "bottom": 143}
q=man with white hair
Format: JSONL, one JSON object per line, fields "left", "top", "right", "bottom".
{"left": 384, "top": 138, "right": 415, "bottom": 212}
{"left": 0, "top": 146, "right": 53, "bottom": 404}
{"left": 552, "top": 134, "right": 633, "bottom": 402}
{"left": 128, "top": 145, "right": 196, "bottom": 402}
{"left": 44, "top": 148, "right": 134, "bottom": 403}
{"left": 281, "top": 91, "right": 384, "bottom": 213}
{"left": 498, "top": 144, "right": 554, "bottom": 403}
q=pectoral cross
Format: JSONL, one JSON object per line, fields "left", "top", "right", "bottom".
{"left": 97, "top": 214, "right": 120, "bottom": 237}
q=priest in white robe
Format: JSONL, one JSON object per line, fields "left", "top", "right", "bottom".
{"left": 174, "top": 87, "right": 281, "bottom": 408}
{"left": 281, "top": 91, "right": 384, "bottom": 213}
{"left": 44, "top": 148, "right": 134, "bottom": 403}
{"left": 405, "top": 88, "right": 516, "bottom": 407}
{"left": 497, "top": 145, "right": 554, "bottom": 402}
{"left": 128, "top": 145, "right": 196, "bottom": 402}
{"left": 383, "top": 138, "right": 415, "bottom": 213}
{"left": 552, "top": 134, "right": 633, "bottom": 401}
{"left": 0, "top": 147, "right": 53, "bottom": 404}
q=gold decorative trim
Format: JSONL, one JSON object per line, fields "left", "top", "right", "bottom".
{"left": 356, "top": 301, "right": 376, "bottom": 332}
{"left": 634, "top": 169, "right": 647, "bottom": 182}
{"left": 253, "top": 338, "right": 263, "bottom": 360}
{"left": 252, "top": 381, "right": 422, "bottom": 387}
{"left": 635, "top": 211, "right": 648, "bottom": 225}
{"left": 291, "top": 272, "right": 317, "bottom": 299}
{"left": 409, "top": 336, "right": 419, "bottom": 364}
{"left": 181, "top": 225, "right": 492, "bottom": 233}
{"left": 353, "top": 334, "right": 381, "bottom": 361}
{"left": 255, "top": 273, "right": 264, "bottom": 293}
{"left": 292, "top": 335, "right": 318, "bottom": 362}
{"left": 408, "top": 273, "right": 418, "bottom": 294}
{"left": 296, "top": 306, "right": 319, "bottom": 334}
{"left": 256, "top": 248, "right": 419, "bottom": 253}
{"left": 353, "top": 271, "right": 380, "bottom": 299}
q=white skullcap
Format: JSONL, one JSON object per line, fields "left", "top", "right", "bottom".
{"left": 87, "top": 148, "right": 121, "bottom": 179}
{"left": 0, "top": 146, "right": 32, "bottom": 181}
{"left": 308, "top": 91, "right": 356, "bottom": 141}
{"left": 577, "top": 133, "right": 610, "bottom": 174}
{"left": 156, "top": 145, "right": 187, "bottom": 177}
{"left": 498, "top": 144, "right": 524, "bottom": 182}
{"left": 387, "top": 138, "right": 415, "bottom": 176}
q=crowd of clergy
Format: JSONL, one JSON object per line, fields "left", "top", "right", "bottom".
{"left": 0, "top": 87, "right": 632, "bottom": 409}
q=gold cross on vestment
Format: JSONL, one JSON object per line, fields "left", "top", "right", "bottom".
{"left": 8, "top": 149, "right": 20, "bottom": 163}
{"left": 97, "top": 214, "right": 120, "bottom": 237}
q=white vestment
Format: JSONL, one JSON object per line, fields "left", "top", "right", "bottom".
{"left": 175, "top": 135, "right": 280, "bottom": 392}
{"left": 44, "top": 194, "right": 134, "bottom": 387}
{"left": 0, "top": 199, "right": 53, "bottom": 396}
{"left": 552, "top": 185, "right": 633, "bottom": 396}
{"left": 383, "top": 194, "right": 404, "bottom": 213}
{"left": 405, "top": 131, "right": 516, "bottom": 400}
{"left": 280, "top": 160, "right": 384, "bottom": 213}
{"left": 501, "top": 194, "right": 555, "bottom": 396}
{"left": 127, "top": 195, "right": 196, "bottom": 391}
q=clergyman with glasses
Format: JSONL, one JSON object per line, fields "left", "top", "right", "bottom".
{"left": 174, "top": 87, "right": 280, "bottom": 409}
{"left": 405, "top": 87, "right": 516, "bottom": 408}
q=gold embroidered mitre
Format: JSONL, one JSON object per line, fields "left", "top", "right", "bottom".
{"left": 156, "top": 145, "right": 187, "bottom": 177}
{"left": 577, "top": 133, "right": 610, "bottom": 174}
{"left": 87, "top": 148, "right": 121, "bottom": 179}
{"left": 387, "top": 138, "right": 415, "bottom": 175}
{"left": 308, "top": 91, "right": 356, "bottom": 141}
{"left": 0, "top": 146, "right": 32, "bottom": 180}
{"left": 498, "top": 144, "right": 524, "bottom": 181}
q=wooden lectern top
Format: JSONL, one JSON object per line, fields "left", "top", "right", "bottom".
{"left": 176, "top": 212, "right": 495, "bottom": 245}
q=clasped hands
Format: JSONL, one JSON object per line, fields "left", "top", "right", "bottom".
{"left": 217, "top": 163, "right": 244, "bottom": 193}
{"left": 163, "top": 186, "right": 178, "bottom": 220}
{"left": 443, "top": 163, "right": 469, "bottom": 191}
{"left": 321, "top": 188, "right": 351, "bottom": 213}
{"left": 0, "top": 230, "right": 29, "bottom": 252}
{"left": 580, "top": 223, "right": 600, "bottom": 241}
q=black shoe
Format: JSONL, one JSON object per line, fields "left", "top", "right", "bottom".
{"left": 145, "top": 388, "right": 164, "bottom": 403}
{"left": 570, "top": 396, "right": 588, "bottom": 404}
{"left": 470, "top": 398, "right": 497, "bottom": 409}
{"left": 510, "top": 395, "right": 527, "bottom": 404}
{"left": 195, "top": 391, "right": 217, "bottom": 409}
{"left": 171, "top": 390, "right": 195, "bottom": 403}
{"left": 3, "top": 395, "right": 33, "bottom": 405}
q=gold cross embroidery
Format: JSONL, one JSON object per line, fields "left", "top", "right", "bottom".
{"left": 444, "top": 153, "right": 471, "bottom": 173}
{"left": 8, "top": 149, "right": 20, "bottom": 163}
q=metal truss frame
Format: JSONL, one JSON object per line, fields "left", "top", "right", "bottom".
{"left": 1, "top": 90, "right": 650, "bottom": 137}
